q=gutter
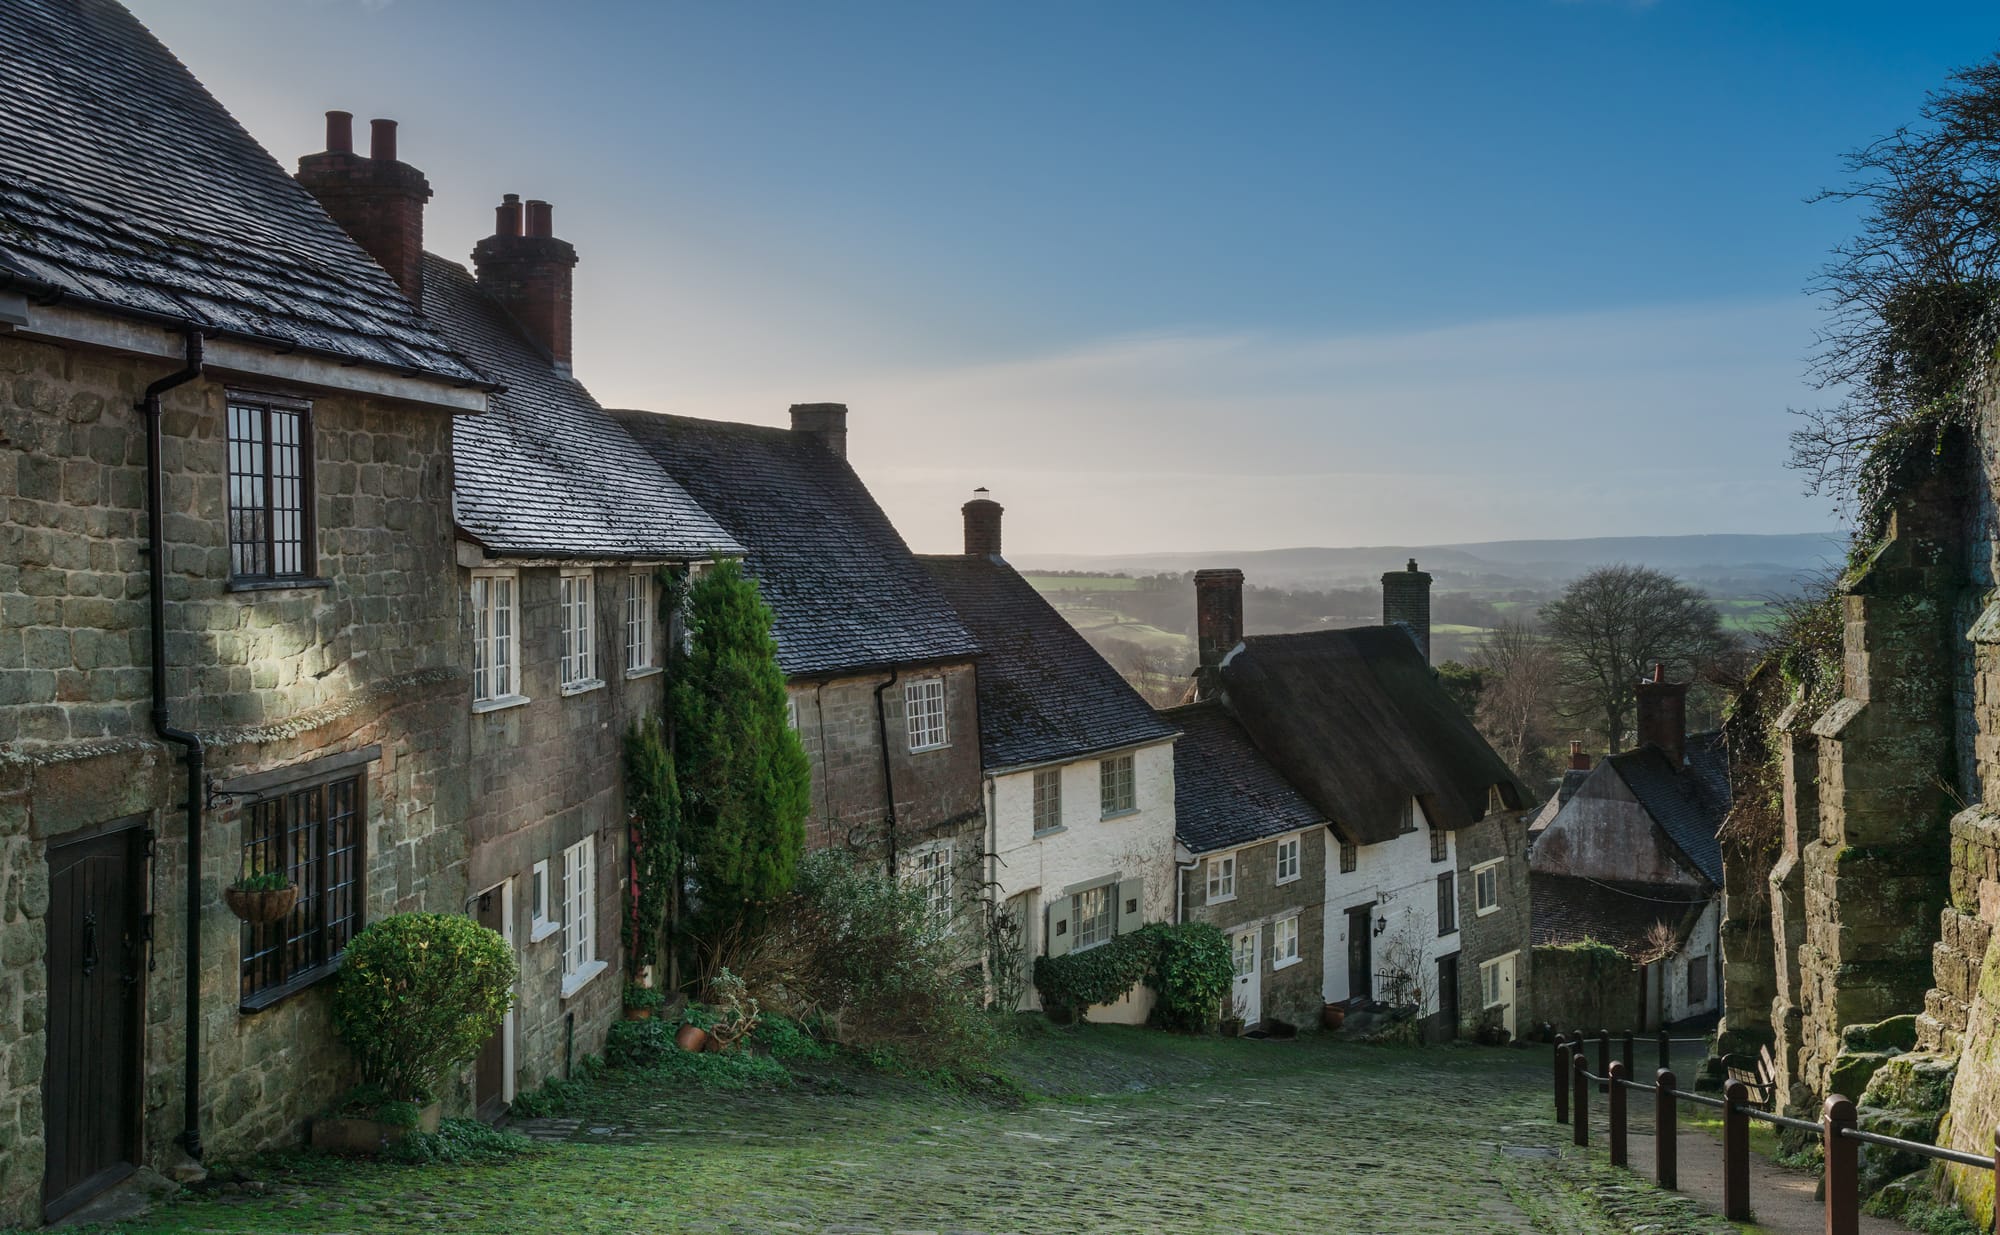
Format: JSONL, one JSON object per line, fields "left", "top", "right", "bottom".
{"left": 872, "top": 667, "right": 901, "bottom": 878}
{"left": 139, "top": 328, "right": 208, "bottom": 1161}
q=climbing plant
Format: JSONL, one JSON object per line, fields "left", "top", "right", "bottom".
{"left": 623, "top": 713, "right": 678, "bottom": 974}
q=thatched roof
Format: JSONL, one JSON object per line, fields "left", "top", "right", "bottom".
{"left": 1217, "top": 627, "right": 1529, "bottom": 845}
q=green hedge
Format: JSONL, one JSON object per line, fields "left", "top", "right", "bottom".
{"left": 1033, "top": 922, "right": 1233, "bottom": 1031}
{"left": 331, "top": 913, "right": 517, "bottom": 1103}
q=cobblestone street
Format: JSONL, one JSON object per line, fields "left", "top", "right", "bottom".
{"left": 96, "top": 1029, "right": 1739, "bottom": 1235}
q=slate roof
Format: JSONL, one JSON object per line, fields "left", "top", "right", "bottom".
{"left": 1161, "top": 701, "right": 1325, "bottom": 854}
{"left": 918, "top": 555, "right": 1180, "bottom": 772}
{"left": 0, "top": 0, "right": 478, "bottom": 385}
{"left": 1604, "top": 731, "right": 1728, "bottom": 886}
{"left": 1217, "top": 627, "right": 1530, "bottom": 846}
{"left": 1532, "top": 872, "right": 1712, "bottom": 958}
{"left": 612, "top": 410, "right": 975, "bottom": 677}
{"left": 419, "top": 260, "right": 736, "bottom": 560}
{"left": 1527, "top": 767, "right": 1592, "bottom": 837}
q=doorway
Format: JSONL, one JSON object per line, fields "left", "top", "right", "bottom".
{"left": 1436, "top": 953, "right": 1460, "bottom": 1037}
{"left": 1480, "top": 952, "right": 1519, "bottom": 1039}
{"left": 1346, "top": 905, "right": 1374, "bottom": 1000}
{"left": 473, "top": 880, "right": 514, "bottom": 1121}
{"left": 44, "top": 821, "right": 147, "bottom": 1222}
{"left": 1230, "top": 927, "right": 1262, "bottom": 1026}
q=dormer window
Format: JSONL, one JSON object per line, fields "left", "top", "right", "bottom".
{"left": 227, "top": 394, "right": 315, "bottom": 584}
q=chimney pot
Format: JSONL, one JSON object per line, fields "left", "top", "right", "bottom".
{"left": 471, "top": 195, "right": 580, "bottom": 369}
{"left": 963, "top": 489, "right": 1004, "bottom": 557}
{"left": 525, "top": 199, "right": 554, "bottom": 238}
{"left": 369, "top": 118, "right": 397, "bottom": 163}
{"left": 1634, "top": 667, "right": 1689, "bottom": 766}
{"left": 1381, "top": 560, "right": 1434, "bottom": 664}
{"left": 1193, "top": 569, "right": 1246, "bottom": 694}
{"left": 1569, "top": 739, "right": 1590, "bottom": 772}
{"left": 325, "top": 110, "right": 353, "bottom": 154}
{"left": 496, "top": 193, "right": 523, "bottom": 237}
{"left": 789, "top": 402, "right": 848, "bottom": 459}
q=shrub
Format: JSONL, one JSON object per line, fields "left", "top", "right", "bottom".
{"left": 330, "top": 912, "right": 517, "bottom": 1103}
{"left": 383, "top": 1118, "right": 536, "bottom": 1166}
{"left": 624, "top": 982, "right": 666, "bottom": 1012}
{"left": 602, "top": 1019, "right": 792, "bottom": 1088}
{"left": 1033, "top": 932, "right": 1152, "bottom": 1021}
{"left": 1143, "top": 922, "right": 1234, "bottom": 1032}
{"left": 737, "top": 849, "right": 994, "bottom": 1072}
{"left": 753, "top": 1013, "right": 834, "bottom": 1061}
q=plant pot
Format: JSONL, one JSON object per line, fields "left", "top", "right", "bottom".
{"left": 624, "top": 1007, "right": 654, "bottom": 1021}
{"left": 1219, "top": 1017, "right": 1244, "bottom": 1038}
{"left": 674, "top": 1024, "right": 708, "bottom": 1053}
{"left": 223, "top": 884, "right": 298, "bottom": 924}
{"left": 1321, "top": 1003, "right": 1346, "bottom": 1032}
{"left": 309, "top": 1101, "right": 441, "bottom": 1155}
{"left": 703, "top": 1028, "right": 732, "bottom": 1053}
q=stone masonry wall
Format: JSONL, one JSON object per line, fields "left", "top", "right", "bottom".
{"left": 1183, "top": 828, "right": 1326, "bottom": 1030}
{"left": 1455, "top": 811, "right": 1535, "bottom": 1038}
{"left": 0, "top": 331, "right": 467, "bottom": 1224}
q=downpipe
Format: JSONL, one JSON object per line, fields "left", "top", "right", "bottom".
{"left": 140, "top": 329, "right": 207, "bottom": 1159}
{"left": 872, "top": 667, "right": 901, "bottom": 877}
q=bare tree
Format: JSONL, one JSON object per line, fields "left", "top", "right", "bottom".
{"left": 1795, "top": 54, "right": 2000, "bottom": 511}
{"left": 1540, "top": 565, "right": 1734, "bottom": 751}
{"left": 1471, "top": 620, "right": 1561, "bottom": 781}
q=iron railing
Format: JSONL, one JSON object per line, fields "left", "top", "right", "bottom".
{"left": 1550, "top": 1031, "right": 1999, "bottom": 1234}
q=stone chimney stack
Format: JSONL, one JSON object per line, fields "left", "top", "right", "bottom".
{"left": 789, "top": 403, "right": 848, "bottom": 460}
{"left": 1569, "top": 740, "right": 1591, "bottom": 772}
{"left": 962, "top": 488, "right": 1003, "bottom": 557}
{"left": 1381, "top": 558, "right": 1433, "bottom": 663}
{"left": 1194, "top": 569, "right": 1245, "bottom": 683}
{"left": 471, "top": 194, "right": 579, "bottom": 371}
{"left": 296, "top": 111, "right": 432, "bottom": 303}
{"left": 1634, "top": 662, "right": 1689, "bottom": 766}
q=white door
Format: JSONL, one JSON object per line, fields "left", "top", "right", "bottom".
{"left": 1481, "top": 952, "right": 1518, "bottom": 1039}
{"left": 1232, "top": 927, "right": 1262, "bottom": 1026}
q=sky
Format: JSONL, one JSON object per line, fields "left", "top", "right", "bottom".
{"left": 125, "top": 1, "right": 2000, "bottom": 555}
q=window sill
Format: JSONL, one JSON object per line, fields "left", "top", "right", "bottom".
{"left": 1438, "top": 927, "right": 1460, "bottom": 939}
{"left": 560, "top": 958, "right": 608, "bottom": 1000}
{"left": 1273, "top": 955, "right": 1302, "bottom": 972}
{"left": 1476, "top": 904, "right": 1500, "bottom": 917}
{"left": 908, "top": 743, "right": 950, "bottom": 755}
{"left": 1032, "top": 824, "right": 1067, "bottom": 838}
{"left": 1275, "top": 873, "right": 1300, "bottom": 887}
{"left": 560, "top": 679, "right": 606, "bottom": 698}
{"left": 473, "top": 693, "right": 531, "bottom": 715}
{"left": 1206, "top": 892, "right": 1237, "bottom": 906}
{"left": 228, "top": 576, "right": 332, "bottom": 594}
{"left": 1100, "top": 807, "right": 1139, "bottom": 821}
{"left": 529, "top": 919, "right": 560, "bottom": 944}
{"left": 624, "top": 666, "right": 663, "bottom": 681}
{"left": 240, "top": 955, "right": 342, "bottom": 1013}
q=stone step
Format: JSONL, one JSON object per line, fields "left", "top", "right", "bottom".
{"left": 1915, "top": 1011, "right": 1960, "bottom": 1056}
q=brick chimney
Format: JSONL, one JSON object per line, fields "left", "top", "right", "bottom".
{"left": 962, "top": 488, "right": 1003, "bottom": 557}
{"left": 1634, "top": 662, "right": 1688, "bottom": 766}
{"left": 1194, "top": 569, "right": 1245, "bottom": 685}
{"left": 789, "top": 403, "right": 848, "bottom": 459}
{"left": 1569, "top": 740, "right": 1591, "bottom": 772}
{"left": 296, "top": 112, "right": 432, "bottom": 303}
{"left": 471, "top": 194, "right": 579, "bottom": 371}
{"left": 1382, "top": 558, "right": 1433, "bottom": 663}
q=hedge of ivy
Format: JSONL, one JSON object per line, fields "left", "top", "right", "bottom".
{"left": 1032, "top": 921, "right": 1234, "bottom": 1031}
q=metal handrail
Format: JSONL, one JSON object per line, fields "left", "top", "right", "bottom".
{"left": 1839, "top": 1127, "right": 1993, "bottom": 1172}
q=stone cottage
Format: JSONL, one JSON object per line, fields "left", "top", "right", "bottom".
{"left": 0, "top": 2, "right": 492, "bottom": 1222}
{"left": 614, "top": 405, "right": 987, "bottom": 932}
{"left": 292, "top": 113, "right": 746, "bottom": 1119}
{"left": 1528, "top": 667, "right": 1728, "bottom": 1031}
{"left": 1181, "top": 566, "right": 1535, "bottom": 1039}
{"left": 917, "top": 495, "right": 1181, "bottom": 1023}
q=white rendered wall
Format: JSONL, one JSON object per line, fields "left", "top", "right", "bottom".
{"left": 991, "top": 740, "right": 1178, "bottom": 1024}
{"left": 1322, "top": 810, "right": 1460, "bottom": 1017}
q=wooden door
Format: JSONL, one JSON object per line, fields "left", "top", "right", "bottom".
{"left": 1436, "top": 953, "right": 1460, "bottom": 1037}
{"left": 44, "top": 823, "right": 146, "bottom": 1221}
{"left": 1346, "top": 906, "right": 1373, "bottom": 1000}
{"left": 1230, "top": 927, "right": 1261, "bottom": 1026}
{"left": 474, "top": 885, "right": 508, "bottom": 1120}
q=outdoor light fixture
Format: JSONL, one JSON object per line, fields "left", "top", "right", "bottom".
{"left": 1374, "top": 916, "right": 1388, "bottom": 937}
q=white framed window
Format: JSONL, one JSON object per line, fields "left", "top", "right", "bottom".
{"left": 1339, "top": 840, "right": 1357, "bottom": 874}
{"left": 1480, "top": 956, "right": 1508, "bottom": 1008}
{"left": 1474, "top": 859, "right": 1503, "bottom": 916}
{"left": 560, "top": 570, "right": 599, "bottom": 692}
{"left": 560, "top": 835, "right": 605, "bottom": 996}
{"left": 1072, "top": 884, "right": 1113, "bottom": 951}
{"left": 786, "top": 698, "right": 799, "bottom": 730}
{"left": 905, "top": 677, "right": 948, "bottom": 752}
{"left": 906, "top": 842, "right": 954, "bottom": 922}
{"left": 470, "top": 570, "right": 521, "bottom": 707}
{"left": 528, "top": 859, "right": 557, "bottom": 942}
{"left": 1032, "top": 767, "right": 1063, "bottom": 833}
{"left": 1100, "top": 752, "right": 1136, "bottom": 817}
{"left": 1274, "top": 836, "right": 1300, "bottom": 884}
{"left": 1206, "top": 853, "right": 1236, "bottom": 904}
{"left": 624, "top": 570, "right": 654, "bottom": 675}
{"left": 1430, "top": 827, "right": 1448, "bottom": 863}
{"left": 1272, "top": 915, "right": 1300, "bottom": 969}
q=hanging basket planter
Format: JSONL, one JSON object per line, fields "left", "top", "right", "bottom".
{"left": 224, "top": 884, "right": 299, "bottom": 924}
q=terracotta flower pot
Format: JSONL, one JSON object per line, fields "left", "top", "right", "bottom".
{"left": 1321, "top": 1003, "right": 1346, "bottom": 1032}
{"left": 674, "top": 1024, "right": 708, "bottom": 1053}
{"left": 224, "top": 884, "right": 299, "bottom": 924}
{"left": 624, "top": 1007, "right": 654, "bottom": 1021}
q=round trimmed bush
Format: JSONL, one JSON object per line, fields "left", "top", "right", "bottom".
{"left": 331, "top": 912, "right": 517, "bottom": 1103}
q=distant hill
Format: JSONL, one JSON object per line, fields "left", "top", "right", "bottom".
{"left": 1014, "top": 532, "right": 1845, "bottom": 596}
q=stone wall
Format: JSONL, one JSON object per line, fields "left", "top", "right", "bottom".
{"left": 0, "top": 330, "right": 466, "bottom": 1224}
{"left": 1182, "top": 828, "right": 1326, "bottom": 1029}
{"left": 1455, "top": 811, "right": 1535, "bottom": 1038}
{"left": 1532, "top": 942, "right": 1641, "bottom": 1038}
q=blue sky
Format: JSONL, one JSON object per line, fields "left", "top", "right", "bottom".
{"left": 127, "top": 1, "right": 2000, "bottom": 554}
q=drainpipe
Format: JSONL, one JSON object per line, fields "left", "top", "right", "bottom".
{"left": 1174, "top": 854, "right": 1201, "bottom": 925}
{"left": 140, "top": 329, "right": 207, "bottom": 1160}
{"left": 872, "top": 667, "right": 901, "bottom": 877}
